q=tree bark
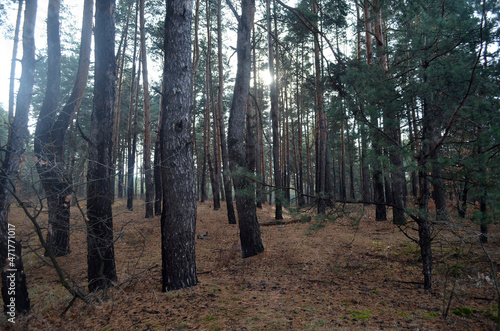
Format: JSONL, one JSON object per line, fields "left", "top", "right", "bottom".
{"left": 154, "top": 137, "right": 162, "bottom": 215}
{"left": 87, "top": 0, "right": 118, "bottom": 292}
{"left": 154, "top": 103, "right": 163, "bottom": 216}
{"left": 8, "top": 0, "right": 23, "bottom": 129}
{"left": 228, "top": 0, "right": 264, "bottom": 258}
{"left": 217, "top": 0, "right": 236, "bottom": 223}
{"left": 112, "top": 2, "right": 131, "bottom": 204}
{"left": 140, "top": 0, "right": 154, "bottom": 218}
{"left": 127, "top": 4, "right": 139, "bottom": 211}
{"left": 0, "top": 0, "right": 37, "bottom": 314}
{"left": 36, "top": 0, "right": 94, "bottom": 257}
{"left": 34, "top": 0, "right": 62, "bottom": 256}
{"left": 161, "top": 0, "right": 197, "bottom": 291}
{"left": 267, "top": 0, "right": 282, "bottom": 219}
{"left": 417, "top": 102, "right": 434, "bottom": 290}
{"left": 205, "top": 0, "right": 221, "bottom": 210}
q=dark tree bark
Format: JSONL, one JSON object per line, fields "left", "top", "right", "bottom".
{"left": 296, "top": 49, "right": 305, "bottom": 207}
{"left": 407, "top": 107, "right": 419, "bottom": 197}
{"left": 112, "top": 1, "right": 131, "bottom": 204}
{"left": 372, "top": 126, "right": 387, "bottom": 221}
{"left": 0, "top": 0, "right": 37, "bottom": 315}
{"left": 373, "top": 0, "right": 406, "bottom": 224}
{"left": 35, "top": 0, "right": 94, "bottom": 257}
{"left": 364, "top": 0, "right": 386, "bottom": 220}
{"left": 340, "top": 118, "right": 347, "bottom": 201}
{"left": 217, "top": 0, "right": 236, "bottom": 224}
{"left": 192, "top": 0, "right": 201, "bottom": 201}
{"left": 127, "top": 4, "right": 139, "bottom": 211}
{"left": 312, "top": 0, "right": 329, "bottom": 214}
{"left": 204, "top": 0, "right": 221, "bottom": 210}
{"left": 431, "top": 152, "right": 448, "bottom": 221}
{"left": 267, "top": 0, "right": 282, "bottom": 219}
{"left": 87, "top": 0, "right": 118, "bottom": 292}
{"left": 228, "top": 0, "right": 264, "bottom": 258}
{"left": 34, "top": 0, "right": 62, "bottom": 256}
{"left": 140, "top": 0, "right": 154, "bottom": 218}
{"left": 161, "top": 0, "right": 197, "bottom": 291}
{"left": 154, "top": 111, "right": 162, "bottom": 216}
{"left": 417, "top": 103, "right": 434, "bottom": 290}
{"left": 360, "top": 121, "right": 371, "bottom": 203}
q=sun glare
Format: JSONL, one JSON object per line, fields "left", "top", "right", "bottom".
{"left": 261, "top": 69, "right": 273, "bottom": 85}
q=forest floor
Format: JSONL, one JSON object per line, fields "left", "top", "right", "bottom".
{"left": 1, "top": 199, "right": 499, "bottom": 330}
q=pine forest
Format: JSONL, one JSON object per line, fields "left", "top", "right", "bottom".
{"left": 0, "top": 0, "right": 499, "bottom": 329}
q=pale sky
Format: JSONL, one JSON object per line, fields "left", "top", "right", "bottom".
{"left": 0, "top": 1, "right": 51, "bottom": 111}
{"left": 0, "top": 1, "right": 166, "bottom": 113}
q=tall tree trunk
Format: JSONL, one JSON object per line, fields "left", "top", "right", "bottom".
{"left": 217, "top": 0, "right": 236, "bottom": 223}
{"left": 283, "top": 86, "right": 291, "bottom": 203}
{"left": 154, "top": 137, "right": 162, "bottom": 215}
{"left": 140, "top": 0, "right": 154, "bottom": 218}
{"left": 127, "top": 4, "right": 139, "bottom": 211}
{"left": 154, "top": 104, "right": 163, "bottom": 215}
{"left": 407, "top": 107, "right": 419, "bottom": 197}
{"left": 205, "top": 0, "right": 220, "bottom": 210}
{"left": 267, "top": 0, "right": 282, "bottom": 219}
{"left": 8, "top": 0, "right": 23, "bottom": 130}
{"left": 252, "top": 26, "right": 263, "bottom": 209}
{"left": 416, "top": 100, "right": 434, "bottom": 290}
{"left": 340, "top": 117, "right": 347, "bottom": 201}
{"left": 312, "top": 0, "right": 329, "bottom": 213}
{"left": 34, "top": 0, "right": 62, "bottom": 256}
{"left": 358, "top": 4, "right": 371, "bottom": 204}
{"left": 87, "top": 0, "right": 118, "bottom": 292}
{"left": 112, "top": 2, "right": 131, "bottom": 204}
{"left": 192, "top": 0, "right": 201, "bottom": 201}
{"left": 36, "top": 0, "right": 94, "bottom": 257}
{"left": 296, "top": 48, "right": 305, "bottom": 207}
{"left": 477, "top": 130, "right": 488, "bottom": 243}
{"left": 365, "top": 0, "right": 385, "bottom": 220}
{"left": 0, "top": 0, "right": 37, "bottom": 315}
{"left": 228, "top": 0, "right": 264, "bottom": 258}
{"left": 347, "top": 122, "right": 356, "bottom": 200}
{"left": 161, "top": 0, "right": 197, "bottom": 291}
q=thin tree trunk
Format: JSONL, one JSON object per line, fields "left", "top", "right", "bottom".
{"left": 205, "top": 0, "right": 220, "bottom": 210}
{"left": 140, "top": 0, "right": 154, "bottom": 218}
{"left": 161, "top": 0, "right": 197, "bottom": 290}
{"left": 154, "top": 99, "right": 163, "bottom": 215}
{"left": 312, "top": 0, "right": 329, "bottom": 213}
{"left": 154, "top": 136, "right": 162, "bottom": 215}
{"left": 127, "top": 4, "right": 139, "bottom": 210}
{"left": 34, "top": 0, "right": 62, "bottom": 257}
{"left": 112, "top": 2, "right": 131, "bottom": 204}
{"left": 37, "top": 0, "right": 94, "bottom": 257}
{"left": 267, "top": 0, "right": 282, "bottom": 219}
{"left": 192, "top": 0, "right": 201, "bottom": 201}
{"left": 365, "top": 0, "right": 386, "bottom": 220}
{"left": 253, "top": 26, "right": 263, "bottom": 210}
{"left": 228, "top": 0, "right": 264, "bottom": 258}
{"left": 8, "top": 0, "right": 23, "bottom": 130}
{"left": 0, "top": 0, "right": 37, "bottom": 314}
{"left": 417, "top": 100, "right": 434, "bottom": 290}
{"left": 217, "top": 0, "right": 236, "bottom": 223}
{"left": 296, "top": 47, "right": 305, "bottom": 207}
{"left": 347, "top": 122, "right": 356, "bottom": 200}
{"left": 340, "top": 116, "right": 346, "bottom": 201}
{"left": 407, "top": 107, "right": 418, "bottom": 197}
{"left": 87, "top": 0, "right": 117, "bottom": 292}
